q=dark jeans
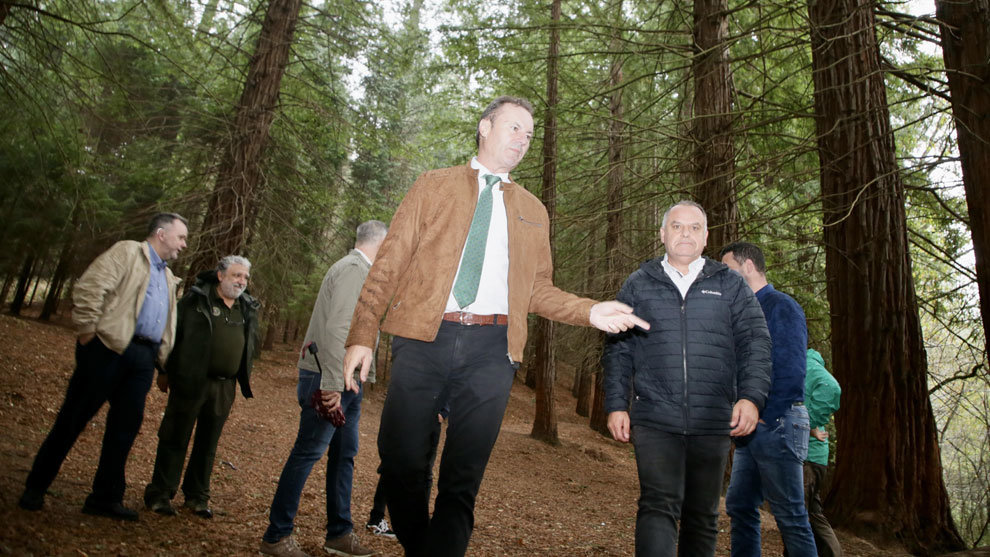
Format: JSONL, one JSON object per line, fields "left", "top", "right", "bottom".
{"left": 25, "top": 337, "right": 157, "bottom": 505}
{"left": 144, "top": 376, "right": 236, "bottom": 506}
{"left": 798, "top": 461, "right": 842, "bottom": 557}
{"left": 370, "top": 412, "right": 443, "bottom": 525}
{"left": 262, "top": 369, "right": 362, "bottom": 543}
{"left": 726, "top": 405, "right": 816, "bottom": 557}
{"left": 632, "top": 426, "right": 730, "bottom": 557}
{"left": 379, "top": 322, "right": 516, "bottom": 557}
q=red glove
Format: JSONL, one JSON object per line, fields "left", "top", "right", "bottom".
{"left": 309, "top": 390, "right": 346, "bottom": 427}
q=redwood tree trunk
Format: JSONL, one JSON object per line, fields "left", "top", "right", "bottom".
{"left": 692, "top": 0, "right": 737, "bottom": 254}
{"left": 936, "top": 0, "right": 990, "bottom": 349}
{"left": 188, "top": 0, "right": 302, "bottom": 275}
{"left": 590, "top": 0, "right": 626, "bottom": 436}
{"left": 531, "top": 0, "right": 562, "bottom": 445}
{"left": 8, "top": 253, "right": 35, "bottom": 316}
{"left": 807, "top": 0, "right": 965, "bottom": 552}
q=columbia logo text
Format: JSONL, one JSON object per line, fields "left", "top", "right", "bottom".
{"left": 701, "top": 290, "right": 722, "bottom": 296}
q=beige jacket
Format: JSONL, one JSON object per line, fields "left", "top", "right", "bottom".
{"left": 346, "top": 164, "right": 595, "bottom": 362}
{"left": 72, "top": 240, "right": 180, "bottom": 367}
{"left": 298, "top": 250, "right": 376, "bottom": 391}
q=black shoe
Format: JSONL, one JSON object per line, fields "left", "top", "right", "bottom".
{"left": 183, "top": 500, "right": 213, "bottom": 519}
{"left": 146, "top": 499, "right": 177, "bottom": 516}
{"left": 18, "top": 488, "right": 44, "bottom": 511}
{"left": 82, "top": 500, "right": 139, "bottom": 521}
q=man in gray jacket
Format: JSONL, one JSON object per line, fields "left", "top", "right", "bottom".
{"left": 19, "top": 213, "right": 188, "bottom": 521}
{"left": 260, "top": 220, "right": 387, "bottom": 557}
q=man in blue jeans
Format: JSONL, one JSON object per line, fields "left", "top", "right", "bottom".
{"left": 260, "top": 221, "right": 387, "bottom": 557}
{"left": 721, "top": 241, "right": 817, "bottom": 556}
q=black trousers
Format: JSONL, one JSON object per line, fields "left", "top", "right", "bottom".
{"left": 379, "top": 321, "right": 516, "bottom": 557}
{"left": 25, "top": 337, "right": 157, "bottom": 505}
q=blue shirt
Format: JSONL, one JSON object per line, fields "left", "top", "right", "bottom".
{"left": 755, "top": 284, "right": 807, "bottom": 423}
{"left": 134, "top": 242, "right": 169, "bottom": 342}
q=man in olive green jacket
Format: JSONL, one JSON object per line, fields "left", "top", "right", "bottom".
{"left": 145, "top": 255, "right": 259, "bottom": 519}
{"left": 20, "top": 213, "right": 188, "bottom": 521}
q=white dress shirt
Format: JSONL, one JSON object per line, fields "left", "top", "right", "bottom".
{"left": 661, "top": 254, "right": 705, "bottom": 299}
{"left": 444, "top": 157, "right": 510, "bottom": 315}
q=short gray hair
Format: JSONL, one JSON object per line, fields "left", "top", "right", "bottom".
{"left": 218, "top": 255, "right": 251, "bottom": 273}
{"left": 661, "top": 200, "right": 707, "bottom": 229}
{"left": 356, "top": 220, "right": 388, "bottom": 245}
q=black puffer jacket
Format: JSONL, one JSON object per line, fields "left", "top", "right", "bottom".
{"left": 603, "top": 257, "right": 771, "bottom": 435}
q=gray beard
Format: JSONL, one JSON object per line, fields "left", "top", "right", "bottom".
{"left": 220, "top": 283, "right": 244, "bottom": 300}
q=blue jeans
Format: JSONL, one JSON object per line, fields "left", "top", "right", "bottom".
{"left": 726, "top": 405, "right": 816, "bottom": 556}
{"left": 263, "top": 369, "right": 362, "bottom": 543}
{"left": 632, "top": 427, "right": 730, "bottom": 557}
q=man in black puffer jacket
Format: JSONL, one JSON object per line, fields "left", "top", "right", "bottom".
{"left": 604, "top": 200, "right": 772, "bottom": 557}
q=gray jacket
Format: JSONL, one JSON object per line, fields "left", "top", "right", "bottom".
{"left": 298, "top": 250, "right": 376, "bottom": 391}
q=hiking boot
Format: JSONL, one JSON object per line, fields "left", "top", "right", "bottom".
{"left": 365, "top": 518, "right": 396, "bottom": 539}
{"left": 260, "top": 535, "right": 311, "bottom": 557}
{"left": 183, "top": 500, "right": 213, "bottom": 519}
{"left": 323, "top": 532, "right": 376, "bottom": 557}
{"left": 81, "top": 499, "right": 139, "bottom": 521}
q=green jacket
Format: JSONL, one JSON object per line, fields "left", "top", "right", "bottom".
{"left": 805, "top": 348, "right": 841, "bottom": 465}
{"left": 163, "top": 270, "right": 260, "bottom": 399}
{"left": 298, "top": 249, "right": 375, "bottom": 391}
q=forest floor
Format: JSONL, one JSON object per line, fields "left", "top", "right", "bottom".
{"left": 0, "top": 311, "right": 917, "bottom": 556}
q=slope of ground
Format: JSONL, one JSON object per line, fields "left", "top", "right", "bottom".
{"left": 0, "top": 312, "right": 913, "bottom": 555}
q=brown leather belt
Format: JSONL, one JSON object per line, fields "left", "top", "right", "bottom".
{"left": 442, "top": 312, "right": 508, "bottom": 326}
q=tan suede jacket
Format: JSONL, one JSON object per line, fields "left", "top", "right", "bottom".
{"left": 346, "top": 164, "right": 596, "bottom": 362}
{"left": 72, "top": 240, "right": 180, "bottom": 367}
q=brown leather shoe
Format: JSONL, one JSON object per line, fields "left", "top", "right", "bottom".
{"left": 323, "top": 532, "right": 376, "bottom": 557}
{"left": 259, "top": 535, "right": 311, "bottom": 557}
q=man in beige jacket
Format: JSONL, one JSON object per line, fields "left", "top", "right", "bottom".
{"left": 19, "top": 213, "right": 188, "bottom": 521}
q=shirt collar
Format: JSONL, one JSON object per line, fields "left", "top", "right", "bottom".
{"left": 353, "top": 248, "right": 373, "bottom": 266}
{"left": 471, "top": 157, "right": 510, "bottom": 184}
{"left": 147, "top": 242, "right": 167, "bottom": 271}
{"left": 660, "top": 254, "right": 704, "bottom": 277}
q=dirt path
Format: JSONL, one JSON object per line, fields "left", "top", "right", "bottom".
{"left": 0, "top": 313, "right": 907, "bottom": 555}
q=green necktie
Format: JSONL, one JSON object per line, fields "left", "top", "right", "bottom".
{"left": 452, "top": 173, "right": 502, "bottom": 308}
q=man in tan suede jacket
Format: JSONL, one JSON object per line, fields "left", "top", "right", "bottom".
{"left": 20, "top": 212, "right": 187, "bottom": 521}
{"left": 341, "top": 96, "right": 648, "bottom": 557}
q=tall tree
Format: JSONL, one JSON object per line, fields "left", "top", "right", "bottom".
{"left": 189, "top": 0, "right": 303, "bottom": 273}
{"left": 935, "top": 0, "right": 990, "bottom": 349}
{"left": 807, "top": 0, "right": 965, "bottom": 552}
{"left": 531, "top": 0, "right": 562, "bottom": 445}
{"left": 590, "top": 0, "right": 627, "bottom": 435}
{"left": 691, "top": 0, "right": 737, "bottom": 253}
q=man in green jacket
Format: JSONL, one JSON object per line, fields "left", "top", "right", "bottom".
{"left": 144, "top": 255, "right": 259, "bottom": 519}
{"left": 19, "top": 213, "right": 188, "bottom": 520}
{"left": 803, "top": 349, "right": 842, "bottom": 556}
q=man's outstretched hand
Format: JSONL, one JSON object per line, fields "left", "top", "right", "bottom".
{"left": 590, "top": 301, "right": 650, "bottom": 333}
{"left": 342, "top": 345, "right": 373, "bottom": 393}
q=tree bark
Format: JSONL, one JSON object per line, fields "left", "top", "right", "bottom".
{"left": 692, "top": 0, "right": 737, "bottom": 254}
{"left": 187, "top": 0, "right": 303, "bottom": 276}
{"left": 591, "top": 0, "right": 626, "bottom": 436}
{"left": 531, "top": 0, "right": 562, "bottom": 445}
{"left": 935, "top": 0, "right": 990, "bottom": 350}
{"left": 807, "top": 0, "right": 965, "bottom": 552}
{"left": 8, "top": 253, "right": 35, "bottom": 316}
